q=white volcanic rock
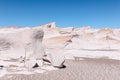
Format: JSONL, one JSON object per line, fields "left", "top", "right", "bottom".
{"left": 0, "top": 22, "right": 120, "bottom": 77}
{"left": 59, "top": 27, "right": 74, "bottom": 34}
{"left": 0, "top": 22, "right": 120, "bottom": 61}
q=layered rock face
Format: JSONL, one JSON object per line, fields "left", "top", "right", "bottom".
{"left": 0, "top": 22, "right": 120, "bottom": 61}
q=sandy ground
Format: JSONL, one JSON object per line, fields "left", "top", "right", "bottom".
{"left": 1, "top": 58, "right": 120, "bottom": 80}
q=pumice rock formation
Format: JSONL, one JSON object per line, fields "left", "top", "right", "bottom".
{"left": 31, "top": 29, "right": 45, "bottom": 59}
{"left": 28, "top": 29, "right": 46, "bottom": 68}
{"left": 1, "top": 22, "right": 120, "bottom": 79}
{"left": 27, "top": 28, "right": 66, "bottom": 68}
{"left": 0, "top": 22, "right": 120, "bottom": 70}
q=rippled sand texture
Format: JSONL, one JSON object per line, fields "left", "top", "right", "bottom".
{"left": 1, "top": 58, "right": 120, "bottom": 80}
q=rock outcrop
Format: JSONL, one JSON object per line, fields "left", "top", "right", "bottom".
{"left": 0, "top": 22, "right": 120, "bottom": 60}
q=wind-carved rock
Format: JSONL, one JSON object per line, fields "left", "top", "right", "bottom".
{"left": 49, "top": 51, "right": 66, "bottom": 69}
{"left": 32, "top": 29, "right": 45, "bottom": 59}
{"left": 28, "top": 29, "right": 45, "bottom": 68}
{"left": 26, "top": 29, "right": 66, "bottom": 68}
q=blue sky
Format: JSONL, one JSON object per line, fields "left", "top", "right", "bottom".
{"left": 0, "top": 0, "right": 120, "bottom": 28}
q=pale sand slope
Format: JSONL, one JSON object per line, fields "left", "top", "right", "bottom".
{"left": 1, "top": 58, "right": 120, "bottom": 80}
